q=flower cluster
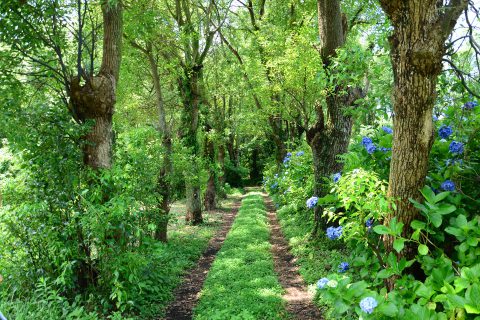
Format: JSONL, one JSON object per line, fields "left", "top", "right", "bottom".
{"left": 359, "top": 297, "right": 378, "bottom": 314}
{"left": 449, "top": 141, "right": 464, "bottom": 154}
{"left": 441, "top": 180, "right": 455, "bottom": 191}
{"left": 382, "top": 126, "right": 393, "bottom": 134}
{"left": 317, "top": 278, "right": 329, "bottom": 289}
{"left": 438, "top": 125, "right": 453, "bottom": 139}
{"left": 306, "top": 196, "right": 318, "bottom": 209}
{"left": 463, "top": 101, "right": 477, "bottom": 110}
{"left": 333, "top": 172, "right": 341, "bottom": 183}
{"left": 362, "top": 136, "right": 376, "bottom": 154}
{"left": 296, "top": 151, "right": 304, "bottom": 157}
{"left": 326, "top": 226, "right": 343, "bottom": 240}
{"left": 338, "top": 262, "right": 349, "bottom": 273}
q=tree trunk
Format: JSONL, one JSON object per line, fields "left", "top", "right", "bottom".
{"left": 379, "top": 0, "right": 467, "bottom": 290}
{"left": 204, "top": 129, "right": 216, "bottom": 211}
{"left": 69, "top": 1, "right": 122, "bottom": 169}
{"left": 67, "top": 1, "right": 123, "bottom": 289}
{"left": 145, "top": 48, "right": 172, "bottom": 242}
{"left": 179, "top": 66, "right": 203, "bottom": 225}
{"left": 307, "top": 0, "right": 364, "bottom": 235}
{"left": 217, "top": 143, "right": 227, "bottom": 198}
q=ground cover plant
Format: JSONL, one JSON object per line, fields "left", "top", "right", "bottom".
{"left": 193, "top": 194, "right": 287, "bottom": 320}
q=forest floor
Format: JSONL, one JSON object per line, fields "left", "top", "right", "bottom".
{"left": 162, "top": 189, "right": 321, "bottom": 320}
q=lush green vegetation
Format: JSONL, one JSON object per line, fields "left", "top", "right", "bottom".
{"left": 0, "top": 197, "right": 237, "bottom": 319}
{"left": 0, "top": 0, "right": 479, "bottom": 319}
{"left": 194, "top": 194, "right": 287, "bottom": 320}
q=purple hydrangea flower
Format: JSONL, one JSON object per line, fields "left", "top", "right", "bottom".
{"left": 362, "top": 137, "right": 373, "bottom": 146}
{"left": 463, "top": 101, "right": 477, "bottom": 110}
{"left": 441, "top": 180, "right": 455, "bottom": 191}
{"left": 449, "top": 141, "right": 464, "bottom": 154}
{"left": 317, "top": 277, "right": 329, "bottom": 289}
{"left": 382, "top": 126, "right": 393, "bottom": 134}
{"left": 306, "top": 196, "right": 318, "bottom": 209}
{"left": 338, "top": 262, "right": 350, "bottom": 273}
{"left": 296, "top": 151, "right": 304, "bottom": 156}
{"left": 360, "top": 297, "right": 378, "bottom": 314}
{"left": 438, "top": 125, "right": 453, "bottom": 139}
{"left": 366, "top": 143, "right": 376, "bottom": 154}
{"left": 333, "top": 172, "right": 341, "bottom": 183}
{"left": 326, "top": 226, "right": 343, "bottom": 240}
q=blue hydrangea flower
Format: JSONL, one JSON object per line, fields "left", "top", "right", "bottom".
{"left": 382, "top": 126, "right": 393, "bottom": 134}
{"left": 317, "top": 277, "right": 329, "bottom": 289}
{"left": 287, "top": 152, "right": 292, "bottom": 157}
{"left": 296, "top": 151, "right": 304, "bottom": 156}
{"left": 366, "top": 143, "right": 376, "bottom": 154}
{"left": 283, "top": 156, "right": 290, "bottom": 164}
{"left": 438, "top": 125, "right": 453, "bottom": 139}
{"left": 463, "top": 101, "right": 477, "bottom": 110}
{"left": 326, "top": 226, "right": 343, "bottom": 240}
{"left": 359, "top": 297, "right": 378, "bottom": 314}
{"left": 362, "top": 137, "right": 373, "bottom": 146}
{"left": 433, "top": 115, "right": 439, "bottom": 121}
{"left": 366, "top": 219, "right": 374, "bottom": 228}
{"left": 333, "top": 172, "right": 341, "bottom": 183}
{"left": 306, "top": 196, "right": 318, "bottom": 209}
{"left": 380, "top": 147, "right": 391, "bottom": 152}
{"left": 271, "top": 182, "right": 278, "bottom": 189}
{"left": 441, "top": 180, "right": 455, "bottom": 191}
{"left": 338, "top": 262, "right": 350, "bottom": 273}
{"left": 449, "top": 141, "right": 464, "bottom": 154}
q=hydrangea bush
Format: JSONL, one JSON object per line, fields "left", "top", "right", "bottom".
{"left": 264, "top": 106, "right": 480, "bottom": 319}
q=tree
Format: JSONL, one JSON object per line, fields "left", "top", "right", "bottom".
{"left": 307, "top": 0, "right": 367, "bottom": 234}
{"left": 0, "top": 0, "right": 123, "bottom": 169}
{"left": 379, "top": 0, "right": 468, "bottom": 258}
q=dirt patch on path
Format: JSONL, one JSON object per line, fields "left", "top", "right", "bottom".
{"left": 263, "top": 195, "right": 323, "bottom": 320}
{"left": 163, "top": 196, "right": 241, "bottom": 320}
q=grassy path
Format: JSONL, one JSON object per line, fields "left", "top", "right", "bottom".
{"left": 193, "top": 193, "right": 288, "bottom": 320}
{"left": 264, "top": 195, "right": 323, "bottom": 320}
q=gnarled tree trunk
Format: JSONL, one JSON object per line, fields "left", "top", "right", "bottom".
{"left": 69, "top": 2, "right": 122, "bottom": 169}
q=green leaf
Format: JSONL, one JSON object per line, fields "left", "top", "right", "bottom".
{"left": 420, "top": 186, "right": 435, "bottom": 203}
{"left": 418, "top": 244, "right": 429, "bottom": 255}
{"left": 465, "top": 305, "right": 480, "bottom": 314}
{"left": 378, "top": 302, "right": 399, "bottom": 317}
{"left": 429, "top": 212, "right": 443, "bottom": 228}
{"left": 436, "top": 204, "right": 456, "bottom": 215}
{"left": 373, "top": 225, "right": 390, "bottom": 235}
{"left": 433, "top": 191, "right": 450, "bottom": 203}
{"left": 411, "top": 220, "right": 426, "bottom": 230}
{"left": 393, "top": 238, "right": 405, "bottom": 253}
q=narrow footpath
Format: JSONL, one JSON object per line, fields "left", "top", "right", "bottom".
{"left": 163, "top": 196, "right": 241, "bottom": 320}
{"left": 163, "top": 191, "right": 322, "bottom": 319}
{"left": 264, "top": 194, "right": 323, "bottom": 320}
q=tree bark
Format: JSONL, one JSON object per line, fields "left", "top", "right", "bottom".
{"left": 180, "top": 66, "right": 203, "bottom": 225}
{"left": 379, "top": 0, "right": 467, "bottom": 289}
{"left": 69, "top": 1, "right": 123, "bottom": 169}
{"left": 307, "top": 0, "right": 364, "bottom": 234}
{"left": 204, "top": 126, "right": 216, "bottom": 211}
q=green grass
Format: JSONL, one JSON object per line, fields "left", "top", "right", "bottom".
{"left": 275, "top": 203, "right": 349, "bottom": 319}
{"left": 193, "top": 194, "right": 287, "bottom": 320}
